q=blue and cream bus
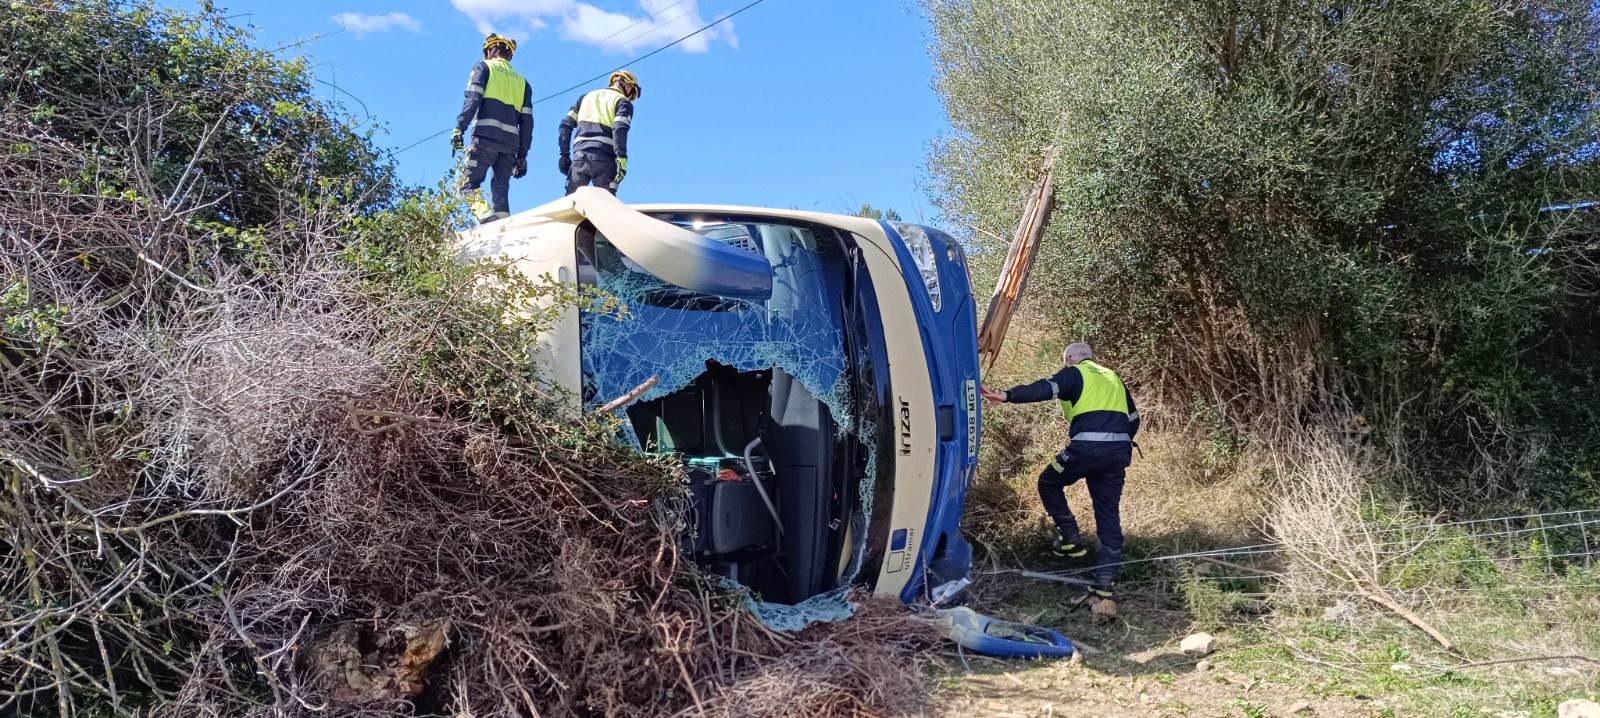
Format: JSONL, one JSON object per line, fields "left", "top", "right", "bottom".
{"left": 458, "top": 188, "right": 981, "bottom": 612}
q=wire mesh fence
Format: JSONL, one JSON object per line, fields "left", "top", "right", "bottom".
{"left": 1022, "top": 508, "right": 1600, "bottom": 585}
{"left": 1003, "top": 508, "right": 1600, "bottom": 709}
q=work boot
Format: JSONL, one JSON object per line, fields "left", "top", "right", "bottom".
{"left": 1052, "top": 532, "right": 1088, "bottom": 558}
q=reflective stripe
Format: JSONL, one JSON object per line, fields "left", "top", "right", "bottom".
{"left": 1127, "top": 410, "right": 1140, "bottom": 422}
{"left": 466, "top": 83, "right": 484, "bottom": 94}
{"left": 613, "top": 116, "right": 631, "bottom": 127}
{"left": 476, "top": 118, "right": 519, "bottom": 134}
{"left": 1071, "top": 432, "right": 1130, "bottom": 442}
{"left": 576, "top": 135, "right": 615, "bottom": 146}
{"left": 520, "top": 106, "right": 533, "bottom": 116}
{"left": 1047, "top": 379, "right": 1060, "bottom": 397}
{"left": 567, "top": 110, "right": 578, "bottom": 119}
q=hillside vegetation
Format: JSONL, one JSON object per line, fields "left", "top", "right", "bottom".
{"left": 929, "top": 0, "right": 1600, "bottom": 507}
{"left": 925, "top": 1, "right": 1600, "bottom": 714}
{"left": 0, "top": 3, "right": 937, "bottom": 716}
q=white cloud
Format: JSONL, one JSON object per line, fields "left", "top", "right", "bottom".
{"left": 450, "top": 0, "right": 737, "bottom": 53}
{"left": 450, "top": 0, "right": 568, "bottom": 35}
{"left": 331, "top": 11, "right": 423, "bottom": 36}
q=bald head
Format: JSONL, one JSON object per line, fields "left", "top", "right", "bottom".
{"left": 1063, "top": 342, "right": 1094, "bottom": 365}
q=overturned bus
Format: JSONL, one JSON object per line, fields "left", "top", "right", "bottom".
{"left": 457, "top": 188, "right": 981, "bottom": 619}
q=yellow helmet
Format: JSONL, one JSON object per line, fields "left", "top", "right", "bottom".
{"left": 609, "top": 70, "right": 641, "bottom": 100}
{"left": 483, "top": 33, "right": 517, "bottom": 55}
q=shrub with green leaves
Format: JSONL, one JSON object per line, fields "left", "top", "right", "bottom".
{"left": 0, "top": 4, "right": 945, "bottom": 717}
{"left": 925, "top": 0, "right": 1600, "bottom": 506}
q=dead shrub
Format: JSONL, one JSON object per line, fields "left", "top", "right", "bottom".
{"left": 1269, "top": 434, "right": 1418, "bottom": 604}
{"left": 0, "top": 65, "right": 940, "bottom": 718}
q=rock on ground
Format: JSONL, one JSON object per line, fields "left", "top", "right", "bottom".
{"left": 1560, "top": 699, "right": 1600, "bottom": 718}
{"left": 1179, "top": 632, "right": 1216, "bottom": 656}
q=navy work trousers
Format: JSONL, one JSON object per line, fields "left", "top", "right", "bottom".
{"left": 460, "top": 139, "right": 515, "bottom": 221}
{"left": 1038, "top": 445, "right": 1131, "bottom": 587}
{"left": 565, "top": 151, "right": 618, "bottom": 195}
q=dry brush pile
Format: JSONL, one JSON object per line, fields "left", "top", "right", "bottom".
{"left": 0, "top": 3, "right": 940, "bottom": 716}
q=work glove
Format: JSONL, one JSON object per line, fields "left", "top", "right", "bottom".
{"left": 613, "top": 156, "right": 628, "bottom": 185}
{"left": 513, "top": 157, "right": 527, "bottom": 179}
{"left": 558, "top": 155, "right": 571, "bottom": 176}
{"left": 450, "top": 129, "right": 463, "bottom": 155}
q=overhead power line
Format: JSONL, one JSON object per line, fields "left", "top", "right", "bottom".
{"left": 531, "top": 0, "right": 767, "bottom": 105}
{"left": 591, "top": 0, "right": 691, "bottom": 49}
{"left": 394, "top": 0, "right": 771, "bottom": 157}
{"left": 603, "top": 4, "right": 701, "bottom": 58}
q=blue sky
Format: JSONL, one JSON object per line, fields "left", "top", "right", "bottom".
{"left": 192, "top": 0, "right": 950, "bottom": 222}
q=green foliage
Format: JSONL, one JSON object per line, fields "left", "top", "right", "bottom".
{"left": 0, "top": 279, "right": 70, "bottom": 348}
{"left": 1226, "top": 698, "right": 1270, "bottom": 718}
{"left": 1178, "top": 565, "right": 1234, "bottom": 630}
{"left": 1384, "top": 531, "right": 1504, "bottom": 592}
{"left": 1177, "top": 559, "right": 1266, "bottom": 630}
{"left": 855, "top": 203, "right": 903, "bottom": 221}
{"left": 1188, "top": 397, "right": 1245, "bottom": 479}
{"left": 0, "top": 0, "right": 395, "bottom": 227}
{"left": 926, "top": 0, "right": 1600, "bottom": 506}
{"left": 343, "top": 187, "right": 622, "bottom": 431}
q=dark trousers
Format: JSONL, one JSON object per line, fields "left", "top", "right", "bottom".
{"left": 1038, "top": 445, "right": 1130, "bottom": 586}
{"left": 565, "top": 151, "right": 618, "bottom": 195}
{"left": 459, "top": 140, "right": 514, "bottom": 221}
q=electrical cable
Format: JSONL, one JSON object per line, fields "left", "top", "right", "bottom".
{"left": 601, "top": 3, "right": 701, "bottom": 57}
{"left": 591, "top": 0, "right": 690, "bottom": 49}
{"left": 1022, "top": 508, "right": 1600, "bottom": 579}
{"left": 529, "top": 0, "right": 768, "bottom": 105}
{"left": 20, "top": 0, "right": 773, "bottom": 160}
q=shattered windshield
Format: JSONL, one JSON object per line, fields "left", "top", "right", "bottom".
{"left": 577, "top": 217, "right": 853, "bottom": 433}
{"left": 576, "top": 215, "right": 893, "bottom": 627}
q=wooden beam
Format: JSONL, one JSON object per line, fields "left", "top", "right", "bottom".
{"left": 977, "top": 147, "right": 1060, "bottom": 374}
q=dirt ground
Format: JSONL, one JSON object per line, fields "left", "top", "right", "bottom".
{"left": 923, "top": 576, "right": 1404, "bottom": 718}
{"left": 931, "top": 646, "right": 1375, "bottom": 718}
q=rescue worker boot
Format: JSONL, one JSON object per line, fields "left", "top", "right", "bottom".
{"left": 1051, "top": 530, "right": 1089, "bottom": 559}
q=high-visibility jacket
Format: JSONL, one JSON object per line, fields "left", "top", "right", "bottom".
{"left": 1002, "top": 360, "right": 1140, "bottom": 451}
{"left": 558, "top": 87, "right": 633, "bottom": 159}
{"left": 456, "top": 59, "right": 533, "bottom": 156}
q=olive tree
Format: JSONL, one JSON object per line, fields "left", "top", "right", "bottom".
{"left": 926, "top": 0, "right": 1600, "bottom": 504}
